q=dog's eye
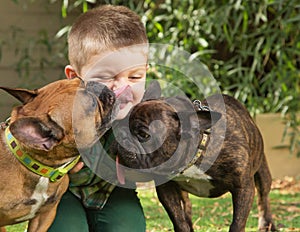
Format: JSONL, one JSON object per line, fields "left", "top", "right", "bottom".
{"left": 137, "top": 130, "right": 150, "bottom": 142}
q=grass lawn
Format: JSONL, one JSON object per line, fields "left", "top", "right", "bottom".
{"left": 138, "top": 180, "right": 300, "bottom": 232}
{"left": 5, "top": 177, "right": 300, "bottom": 232}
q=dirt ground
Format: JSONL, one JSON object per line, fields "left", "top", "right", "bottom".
{"left": 271, "top": 176, "right": 300, "bottom": 194}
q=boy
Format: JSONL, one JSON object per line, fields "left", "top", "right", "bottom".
{"left": 49, "top": 5, "right": 148, "bottom": 232}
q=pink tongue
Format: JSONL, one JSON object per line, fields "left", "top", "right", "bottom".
{"left": 116, "top": 155, "right": 125, "bottom": 185}
{"left": 114, "top": 85, "right": 130, "bottom": 97}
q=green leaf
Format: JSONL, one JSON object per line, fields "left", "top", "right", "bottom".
{"left": 61, "top": 0, "right": 68, "bottom": 18}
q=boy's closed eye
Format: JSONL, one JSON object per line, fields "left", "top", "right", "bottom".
{"left": 129, "top": 75, "right": 144, "bottom": 80}
{"left": 87, "top": 76, "right": 114, "bottom": 83}
{"left": 88, "top": 75, "right": 143, "bottom": 83}
{"left": 128, "top": 69, "right": 146, "bottom": 81}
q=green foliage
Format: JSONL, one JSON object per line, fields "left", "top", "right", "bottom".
{"left": 60, "top": 0, "right": 97, "bottom": 17}
{"left": 142, "top": 1, "right": 299, "bottom": 105}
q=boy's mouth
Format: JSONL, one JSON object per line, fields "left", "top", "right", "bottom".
{"left": 114, "top": 85, "right": 133, "bottom": 110}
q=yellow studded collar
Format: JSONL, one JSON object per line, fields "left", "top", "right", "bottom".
{"left": 5, "top": 126, "right": 80, "bottom": 182}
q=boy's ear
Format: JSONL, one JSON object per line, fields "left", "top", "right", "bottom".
{"left": 142, "top": 80, "right": 161, "bottom": 101}
{"left": 65, "top": 65, "right": 78, "bottom": 79}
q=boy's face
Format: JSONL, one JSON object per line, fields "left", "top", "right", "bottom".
{"left": 68, "top": 46, "right": 147, "bottom": 120}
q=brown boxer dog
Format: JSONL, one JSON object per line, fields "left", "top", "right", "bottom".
{"left": 113, "top": 83, "right": 276, "bottom": 232}
{"left": 0, "top": 78, "right": 115, "bottom": 231}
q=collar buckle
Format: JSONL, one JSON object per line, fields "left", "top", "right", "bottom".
{"left": 49, "top": 155, "right": 81, "bottom": 182}
{"left": 0, "top": 117, "right": 11, "bottom": 130}
{"left": 50, "top": 169, "right": 68, "bottom": 182}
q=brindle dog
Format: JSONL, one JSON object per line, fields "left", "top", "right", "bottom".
{"left": 113, "top": 83, "right": 276, "bottom": 232}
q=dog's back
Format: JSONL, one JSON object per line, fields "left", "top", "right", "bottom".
{"left": 197, "top": 95, "right": 267, "bottom": 194}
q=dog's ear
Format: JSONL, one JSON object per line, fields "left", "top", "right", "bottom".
{"left": 195, "top": 110, "right": 222, "bottom": 130}
{"left": 166, "top": 95, "right": 193, "bottom": 112}
{"left": 178, "top": 110, "right": 221, "bottom": 139}
{"left": 166, "top": 96, "right": 222, "bottom": 130}
{"left": 0, "top": 87, "right": 37, "bottom": 104}
{"left": 9, "top": 117, "right": 64, "bottom": 151}
{"left": 142, "top": 80, "right": 161, "bottom": 101}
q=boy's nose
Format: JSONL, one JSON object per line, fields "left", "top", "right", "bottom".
{"left": 111, "top": 77, "right": 129, "bottom": 91}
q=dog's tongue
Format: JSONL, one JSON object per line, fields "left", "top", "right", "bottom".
{"left": 114, "top": 85, "right": 130, "bottom": 97}
{"left": 116, "top": 155, "right": 125, "bottom": 185}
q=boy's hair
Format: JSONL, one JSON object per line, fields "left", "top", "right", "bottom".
{"left": 68, "top": 5, "right": 148, "bottom": 75}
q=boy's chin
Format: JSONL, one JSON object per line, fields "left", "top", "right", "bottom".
{"left": 115, "top": 102, "right": 133, "bottom": 120}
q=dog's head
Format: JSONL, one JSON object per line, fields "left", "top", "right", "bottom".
{"left": 0, "top": 78, "right": 116, "bottom": 161}
{"left": 112, "top": 83, "right": 221, "bottom": 179}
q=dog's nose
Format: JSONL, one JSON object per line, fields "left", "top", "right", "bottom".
{"left": 86, "top": 81, "right": 108, "bottom": 96}
{"left": 85, "top": 81, "right": 116, "bottom": 109}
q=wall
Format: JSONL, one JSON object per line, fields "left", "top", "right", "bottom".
{"left": 0, "top": 0, "right": 77, "bottom": 119}
{"left": 256, "top": 114, "right": 300, "bottom": 178}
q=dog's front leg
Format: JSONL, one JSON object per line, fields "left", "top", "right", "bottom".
{"left": 181, "top": 190, "right": 192, "bottom": 220}
{"left": 27, "top": 202, "right": 59, "bottom": 232}
{"left": 156, "top": 181, "right": 193, "bottom": 232}
{"left": 230, "top": 179, "right": 255, "bottom": 232}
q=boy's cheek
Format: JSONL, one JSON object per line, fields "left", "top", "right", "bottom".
{"left": 131, "top": 81, "right": 146, "bottom": 102}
